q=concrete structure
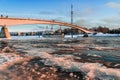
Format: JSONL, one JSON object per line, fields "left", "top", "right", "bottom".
{"left": 0, "top": 17, "right": 94, "bottom": 38}
{"left": 0, "top": 25, "right": 11, "bottom": 38}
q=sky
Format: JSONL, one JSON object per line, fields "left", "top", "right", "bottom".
{"left": 0, "top": 0, "right": 120, "bottom": 32}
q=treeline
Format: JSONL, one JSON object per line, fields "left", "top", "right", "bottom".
{"left": 10, "top": 26, "right": 120, "bottom": 36}
{"left": 90, "top": 26, "right": 120, "bottom": 34}
{"left": 59, "top": 26, "right": 120, "bottom": 34}
{"left": 55, "top": 28, "right": 81, "bottom": 35}
{"left": 55, "top": 26, "right": 120, "bottom": 35}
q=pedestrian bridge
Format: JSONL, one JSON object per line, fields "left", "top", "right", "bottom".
{"left": 0, "top": 17, "right": 94, "bottom": 38}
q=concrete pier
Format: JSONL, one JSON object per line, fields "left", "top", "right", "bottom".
{"left": 0, "top": 25, "right": 11, "bottom": 38}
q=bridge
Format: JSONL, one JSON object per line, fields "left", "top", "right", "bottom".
{"left": 0, "top": 17, "right": 94, "bottom": 38}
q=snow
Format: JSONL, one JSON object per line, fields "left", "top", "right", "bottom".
{"left": 0, "top": 53, "right": 32, "bottom": 71}
{"left": 11, "top": 33, "right": 120, "bottom": 39}
{"left": 30, "top": 52, "right": 120, "bottom": 80}
{"left": 89, "top": 33, "right": 120, "bottom": 37}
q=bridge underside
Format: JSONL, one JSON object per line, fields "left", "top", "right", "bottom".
{"left": 0, "top": 17, "right": 94, "bottom": 38}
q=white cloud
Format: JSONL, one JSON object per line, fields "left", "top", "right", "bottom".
{"left": 75, "top": 19, "right": 88, "bottom": 25}
{"left": 74, "top": 19, "right": 97, "bottom": 28}
{"left": 73, "top": 8, "right": 95, "bottom": 18}
{"left": 106, "top": 2, "right": 120, "bottom": 9}
{"left": 100, "top": 13, "right": 120, "bottom": 29}
{"left": 101, "top": 12, "right": 120, "bottom": 24}
{"left": 84, "top": 8, "right": 94, "bottom": 15}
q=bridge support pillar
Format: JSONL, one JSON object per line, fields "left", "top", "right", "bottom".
{"left": 0, "top": 25, "right": 11, "bottom": 38}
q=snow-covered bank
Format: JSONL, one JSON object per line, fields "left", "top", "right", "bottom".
{"left": 89, "top": 33, "right": 120, "bottom": 37}
{"left": 65, "top": 33, "right": 120, "bottom": 38}
{"left": 10, "top": 33, "right": 120, "bottom": 39}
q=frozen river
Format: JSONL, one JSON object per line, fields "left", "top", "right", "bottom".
{"left": 0, "top": 35, "right": 120, "bottom": 80}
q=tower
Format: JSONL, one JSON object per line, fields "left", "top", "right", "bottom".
{"left": 71, "top": 4, "right": 74, "bottom": 38}
{"left": 71, "top": 4, "right": 73, "bottom": 24}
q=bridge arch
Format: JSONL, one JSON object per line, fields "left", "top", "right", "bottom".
{"left": 0, "top": 17, "right": 94, "bottom": 38}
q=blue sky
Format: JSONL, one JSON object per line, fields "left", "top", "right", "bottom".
{"left": 0, "top": 0, "right": 120, "bottom": 32}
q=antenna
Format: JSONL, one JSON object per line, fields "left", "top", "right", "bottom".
{"left": 71, "top": 4, "right": 73, "bottom": 24}
{"left": 71, "top": 4, "right": 74, "bottom": 38}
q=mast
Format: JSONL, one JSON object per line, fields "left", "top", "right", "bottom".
{"left": 71, "top": 4, "right": 73, "bottom": 24}
{"left": 71, "top": 4, "right": 74, "bottom": 38}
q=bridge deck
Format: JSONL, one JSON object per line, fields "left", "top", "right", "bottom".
{"left": 0, "top": 17, "right": 94, "bottom": 33}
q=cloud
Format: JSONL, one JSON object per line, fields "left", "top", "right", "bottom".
{"left": 84, "top": 8, "right": 94, "bottom": 15}
{"left": 101, "top": 12, "right": 120, "bottom": 24}
{"left": 106, "top": 2, "right": 120, "bottom": 9}
{"left": 73, "top": 8, "right": 95, "bottom": 18}
{"left": 102, "top": 17, "right": 120, "bottom": 24}
{"left": 38, "top": 11, "right": 55, "bottom": 15}
{"left": 75, "top": 19, "right": 88, "bottom": 25}
{"left": 74, "top": 19, "right": 95, "bottom": 28}
{"left": 100, "top": 13, "right": 120, "bottom": 29}
{"left": 75, "top": 16, "right": 120, "bottom": 29}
